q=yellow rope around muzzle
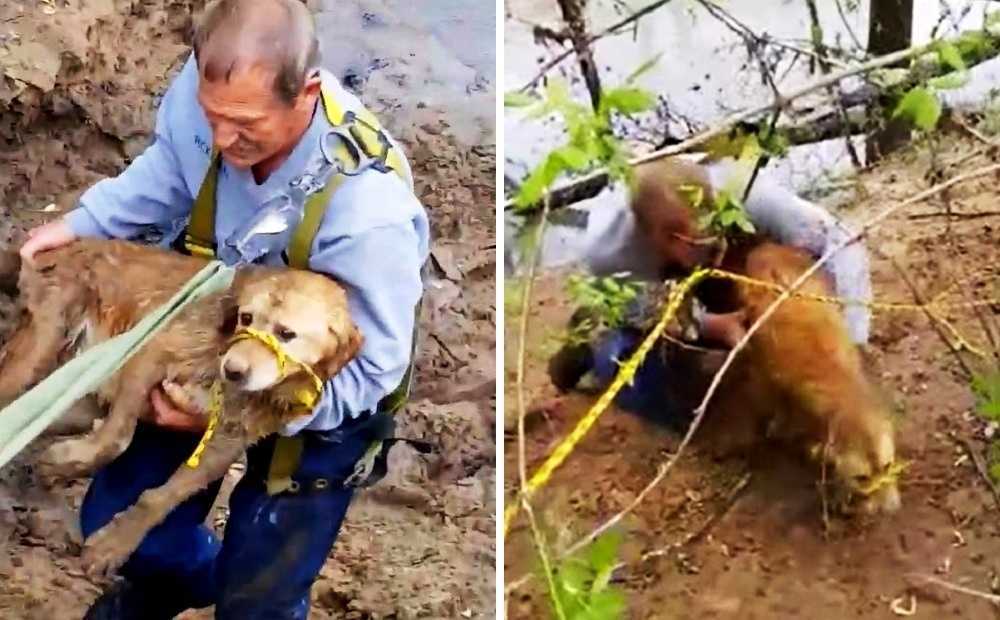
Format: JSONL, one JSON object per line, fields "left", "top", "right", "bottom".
{"left": 504, "top": 265, "right": 997, "bottom": 535}
{"left": 185, "top": 328, "right": 325, "bottom": 469}
{"left": 228, "top": 327, "right": 325, "bottom": 410}
{"left": 858, "top": 459, "right": 910, "bottom": 496}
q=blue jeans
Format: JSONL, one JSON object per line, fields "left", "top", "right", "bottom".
{"left": 80, "top": 417, "right": 372, "bottom": 619}
{"left": 591, "top": 328, "right": 693, "bottom": 428}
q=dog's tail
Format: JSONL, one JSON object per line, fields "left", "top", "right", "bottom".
{"left": 0, "top": 250, "right": 21, "bottom": 296}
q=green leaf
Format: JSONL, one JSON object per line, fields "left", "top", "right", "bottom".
{"left": 719, "top": 209, "right": 738, "bottom": 227}
{"left": 987, "top": 11, "right": 1000, "bottom": 27}
{"left": 601, "top": 87, "right": 657, "bottom": 115}
{"left": 552, "top": 146, "right": 592, "bottom": 171}
{"left": 935, "top": 41, "right": 966, "bottom": 72}
{"left": 735, "top": 213, "right": 757, "bottom": 234}
{"left": 972, "top": 373, "right": 1000, "bottom": 420}
{"left": 678, "top": 183, "right": 705, "bottom": 209}
{"left": 892, "top": 87, "right": 942, "bottom": 132}
{"left": 990, "top": 461, "right": 1000, "bottom": 483}
{"left": 504, "top": 91, "right": 537, "bottom": 107}
{"left": 928, "top": 72, "right": 969, "bottom": 91}
{"left": 514, "top": 160, "right": 558, "bottom": 209}
{"left": 625, "top": 53, "right": 663, "bottom": 83}
{"left": 586, "top": 531, "right": 621, "bottom": 575}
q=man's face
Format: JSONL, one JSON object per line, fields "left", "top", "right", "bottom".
{"left": 197, "top": 64, "right": 308, "bottom": 169}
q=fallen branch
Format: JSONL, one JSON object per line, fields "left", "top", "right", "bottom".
{"left": 884, "top": 254, "right": 976, "bottom": 379}
{"left": 558, "top": 161, "right": 1000, "bottom": 555}
{"left": 507, "top": 42, "right": 929, "bottom": 212}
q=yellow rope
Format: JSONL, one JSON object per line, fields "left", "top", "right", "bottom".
{"left": 504, "top": 268, "right": 711, "bottom": 534}
{"left": 185, "top": 381, "right": 223, "bottom": 469}
{"left": 504, "top": 266, "right": 997, "bottom": 535}
{"left": 229, "top": 327, "right": 324, "bottom": 409}
{"left": 858, "top": 459, "right": 910, "bottom": 496}
{"left": 184, "top": 329, "right": 326, "bottom": 469}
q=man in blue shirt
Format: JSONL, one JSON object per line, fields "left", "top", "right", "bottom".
{"left": 21, "top": 0, "right": 429, "bottom": 617}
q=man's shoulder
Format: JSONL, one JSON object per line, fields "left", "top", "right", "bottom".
{"left": 323, "top": 167, "right": 426, "bottom": 234}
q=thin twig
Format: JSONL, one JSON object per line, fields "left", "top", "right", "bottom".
{"left": 517, "top": 198, "right": 552, "bottom": 496}
{"left": 884, "top": 254, "right": 976, "bottom": 379}
{"left": 608, "top": 471, "right": 751, "bottom": 573}
{"left": 906, "top": 573, "right": 1000, "bottom": 605}
{"left": 833, "top": 0, "right": 864, "bottom": 51}
{"left": 520, "top": 0, "right": 678, "bottom": 91}
{"left": 955, "top": 436, "right": 1000, "bottom": 512}
{"left": 907, "top": 210, "right": 1000, "bottom": 221}
{"left": 560, "top": 161, "right": 1000, "bottom": 555}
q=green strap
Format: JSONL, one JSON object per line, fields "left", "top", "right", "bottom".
{"left": 266, "top": 436, "right": 305, "bottom": 495}
{"left": 286, "top": 173, "right": 349, "bottom": 269}
{"left": 184, "top": 152, "right": 221, "bottom": 258}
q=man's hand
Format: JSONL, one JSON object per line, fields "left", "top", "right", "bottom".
{"left": 20, "top": 219, "right": 77, "bottom": 263}
{"left": 698, "top": 309, "right": 749, "bottom": 348}
{"left": 149, "top": 386, "right": 208, "bottom": 433}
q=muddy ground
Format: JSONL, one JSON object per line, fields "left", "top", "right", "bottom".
{"left": 0, "top": 1, "right": 496, "bottom": 618}
{"left": 504, "top": 133, "right": 1000, "bottom": 619}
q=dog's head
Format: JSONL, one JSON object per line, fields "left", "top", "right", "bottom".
{"left": 812, "top": 403, "right": 901, "bottom": 515}
{"left": 219, "top": 270, "right": 362, "bottom": 392}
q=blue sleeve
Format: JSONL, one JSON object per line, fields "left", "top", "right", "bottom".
{"left": 63, "top": 61, "right": 194, "bottom": 239}
{"left": 742, "top": 180, "right": 872, "bottom": 344}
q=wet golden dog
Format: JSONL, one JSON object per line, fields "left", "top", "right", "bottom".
{"left": 630, "top": 158, "right": 900, "bottom": 514}
{"left": 708, "top": 242, "right": 900, "bottom": 514}
{"left": 0, "top": 238, "right": 361, "bottom": 573}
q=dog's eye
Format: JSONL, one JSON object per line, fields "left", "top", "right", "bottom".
{"left": 239, "top": 312, "right": 253, "bottom": 327}
{"left": 276, "top": 326, "right": 296, "bottom": 342}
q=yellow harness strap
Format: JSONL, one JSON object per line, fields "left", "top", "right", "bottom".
{"left": 183, "top": 86, "right": 407, "bottom": 268}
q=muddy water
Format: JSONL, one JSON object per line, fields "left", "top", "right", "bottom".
{"left": 504, "top": 0, "right": 1000, "bottom": 271}
{"left": 315, "top": 0, "right": 496, "bottom": 146}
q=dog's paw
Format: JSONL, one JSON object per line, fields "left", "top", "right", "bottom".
{"left": 81, "top": 523, "right": 141, "bottom": 581}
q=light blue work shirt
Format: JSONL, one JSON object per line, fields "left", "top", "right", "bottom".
{"left": 64, "top": 54, "right": 430, "bottom": 433}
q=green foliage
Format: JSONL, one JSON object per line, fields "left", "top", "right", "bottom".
{"left": 545, "top": 531, "right": 627, "bottom": 620}
{"left": 563, "top": 274, "right": 642, "bottom": 345}
{"left": 971, "top": 372, "right": 1000, "bottom": 421}
{"left": 970, "top": 372, "right": 1000, "bottom": 483}
{"left": 892, "top": 86, "right": 942, "bottom": 132}
{"left": 697, "top": 188, "right": 756, "bottom": 235}
{"left": 989, "top": 442, "right": 1000, "bottom": 484}
{"left": 504, "top": 58, "right": 659, "bottom": 211}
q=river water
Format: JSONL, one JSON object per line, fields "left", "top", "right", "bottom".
{"left": 504, "top": 0, "right": 1000, "bottom": 272}
{"left": 315, "top": 0, "right": 497, "bottom": 146}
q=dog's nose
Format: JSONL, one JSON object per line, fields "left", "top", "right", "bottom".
{"left": 223, "top": 359, "right": 248, "bottom": 383}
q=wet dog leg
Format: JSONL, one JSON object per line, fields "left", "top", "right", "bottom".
{"left": 81, "top": 421, "right": 245, "bottom": 578}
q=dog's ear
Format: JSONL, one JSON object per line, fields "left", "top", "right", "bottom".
{"left": 318, "top": 325, "right": 363, "bottom": 379}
